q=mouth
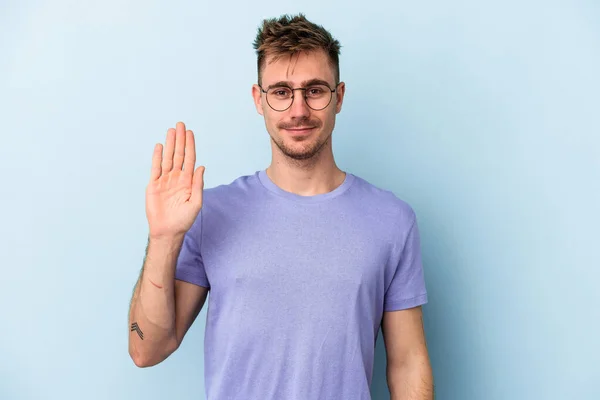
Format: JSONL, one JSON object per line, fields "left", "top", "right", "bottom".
{"left": 282, "top": 127, "right": 317, "bottom": 136}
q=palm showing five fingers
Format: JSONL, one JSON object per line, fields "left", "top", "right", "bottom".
{"left": 146, "top": 122, "right": 205, "bottom": 239}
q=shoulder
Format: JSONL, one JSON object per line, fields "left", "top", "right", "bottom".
{"left": 202, "top": 171, "right": 262, "bottom": 206}
{"left": 347, "top": 174, "right": 421, "bottom": 260}
{"left": 348, "top": 173, "right": 417, "bottom": 227}
{"left": 188, "top": 171, "right": 261, "bottom": 236}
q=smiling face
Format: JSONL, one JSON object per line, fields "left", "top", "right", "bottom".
{"left": 252, "top": 50, "right": 346, "bottom": 161}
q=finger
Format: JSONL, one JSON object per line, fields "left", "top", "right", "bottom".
{"left": 173, "top": 122, "right": 186, "bottom": 171}
{"left": 161, "top": 128, "right": 176, "bottom": 172}
{"left": 183, "top": 130, "right": 196, "bottom": 177}
{"left": 190, "top": 166, "right": 205, "bottom": 207}
{"left": 150, "top": 143, "right": 163, "bottom": 181}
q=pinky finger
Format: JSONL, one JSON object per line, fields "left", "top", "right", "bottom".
{"left": 150, "top": 143, "right": 163, "bottom": 181}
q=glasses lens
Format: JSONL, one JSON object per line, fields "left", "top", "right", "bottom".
{"left": 305, "top": 85, "right": 333, "bottom": 110}
{"left": 266, "top": 87, "right": 293, "bottom": 111}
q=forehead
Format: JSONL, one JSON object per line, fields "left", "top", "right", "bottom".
{"left": 262, "top": 50, "right": 335, "bottom": 86}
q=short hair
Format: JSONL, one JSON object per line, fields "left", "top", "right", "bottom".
{"left": 252, "top": 13, "right": 342, "bottom": 86}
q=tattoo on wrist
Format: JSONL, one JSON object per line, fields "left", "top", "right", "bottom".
{"left": 131, "top": 322, "right": 144, "bottom": 340}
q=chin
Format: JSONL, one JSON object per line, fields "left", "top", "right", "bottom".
{"left": 284, "top": 150, "right": 320, "bottom": 160}
{"left": 281, "top": 139, "right": 329, "bottom": 160}
{"left": 269, "top": 126, "right": 330, "bottom": 159}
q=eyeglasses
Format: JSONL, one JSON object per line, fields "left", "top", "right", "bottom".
{"left": 259, "top": 83, "right": 338, "bottom": 112}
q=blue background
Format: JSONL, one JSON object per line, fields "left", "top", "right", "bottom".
{"left": 1, "top": 0, "right": 598, "bottom": 399}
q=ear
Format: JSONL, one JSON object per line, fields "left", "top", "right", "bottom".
{"left": 252, "top": 84, "right": 264, "bottom": 116}
{"left": 335, "top": 82, "right": 346, "bottom": 114}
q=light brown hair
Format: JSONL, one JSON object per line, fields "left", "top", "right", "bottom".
{"left": 253, "top": 13, "right": 342, "bottom": 86}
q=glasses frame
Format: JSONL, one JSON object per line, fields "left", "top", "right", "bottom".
{"left": 258, "top": 82, "right": 339, "bottom": 112}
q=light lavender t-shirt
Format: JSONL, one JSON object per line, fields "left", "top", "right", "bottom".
{"left": 175, "top": 170, "right": 428, "bottom": 400}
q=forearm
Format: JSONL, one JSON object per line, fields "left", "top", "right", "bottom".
{"left": 128, "top": 235, "right": 184, "bottom": 367}
{"left": 387, "top": 355, "right": 434, "bottom": 400}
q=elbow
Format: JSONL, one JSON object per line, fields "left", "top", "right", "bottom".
{"left": 130, "top": 354, "right": 151, "bottom": 368}
{"left": 387, "top": 358, "right": 434, "bottom": 399}
{"left": 129, "top": 346, "right": 155, "bottom": 368}
{"left": 130, "top": 350, "right": 155, "bottom": 368}
{"left": 129, "top": 338, "right": 179, "bottom": 368}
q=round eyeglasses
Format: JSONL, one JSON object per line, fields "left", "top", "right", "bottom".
{"left": 259, "top": 83, "right": 338, "bottom": 112}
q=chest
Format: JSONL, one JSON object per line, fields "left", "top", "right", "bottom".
{"left": 203, "top": 211, "right": 391, "bottom": 306}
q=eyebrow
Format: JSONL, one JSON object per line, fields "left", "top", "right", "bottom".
{"left": 266, "top": 79, "right": 333, "bottom": 90}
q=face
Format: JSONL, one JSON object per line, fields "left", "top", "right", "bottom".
{"left": 252, "top": 50, "right": 345, "bottom": 161}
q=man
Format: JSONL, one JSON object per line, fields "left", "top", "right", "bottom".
{"left": 128, "top": 13, "right": 433, "bottom": 400}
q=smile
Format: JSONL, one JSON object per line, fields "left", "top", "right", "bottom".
{"left": 283, "top": 127, "right": 316, "bottom": 136}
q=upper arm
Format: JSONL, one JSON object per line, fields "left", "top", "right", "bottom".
{"left": 381, "top": 306, "right": 430, "bottom": 369}
{"left": 384, "top": 213, "right": 427, "bottom": 313}
{"left": 174, "top": 280, "right": 209, "bottom": 346}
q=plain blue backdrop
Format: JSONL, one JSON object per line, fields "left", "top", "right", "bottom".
{"left": 1, "top": 0, "right": 598, "bottom": 399}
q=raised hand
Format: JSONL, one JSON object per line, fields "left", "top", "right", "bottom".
{"left": 145, "top": 122, "right": 205, "bottom": 239}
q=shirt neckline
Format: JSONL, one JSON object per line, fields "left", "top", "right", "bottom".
{"left": 256, "top": 169, "right": 355, "bottom": 203}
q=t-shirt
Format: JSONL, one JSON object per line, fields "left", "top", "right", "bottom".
{"left": 175, "top": 169, "right": 428, "bottom": 400}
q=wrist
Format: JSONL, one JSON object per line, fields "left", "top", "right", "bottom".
{"left": 144, "top": 234, "right": 185, "bottom": 264}
{"left": 148, "top": 233, "right": 185, "bottom": 248}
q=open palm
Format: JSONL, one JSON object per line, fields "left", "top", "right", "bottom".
{"left": 145, "top": 122, "right": 205, "bottom": 239}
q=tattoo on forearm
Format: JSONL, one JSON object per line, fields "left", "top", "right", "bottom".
{"left": 131, "top": 322, "right": 144, "bottom": 340}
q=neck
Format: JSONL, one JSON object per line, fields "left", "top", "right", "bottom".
{"left": 266, "top": 143, "right": 346, "bottom": 197}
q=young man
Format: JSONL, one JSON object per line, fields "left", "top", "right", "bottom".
{"left": 128, "top": 14, "right": 434, "bottom": 400}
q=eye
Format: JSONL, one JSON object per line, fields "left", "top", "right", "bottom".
{"left": 306, "top": 86, "right": 326, "bottom": 97}
{"left": 270, "top": 87, "right": 292, "bottom": 98}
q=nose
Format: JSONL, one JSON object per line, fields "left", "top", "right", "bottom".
{"left": 289, "top": 90, "right": 311, "bottom": 119}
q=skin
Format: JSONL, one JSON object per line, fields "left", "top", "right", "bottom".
{"left": 128, "top": 123, "right": 209, "bottom": 368}
{"left": 128, "top": 47, "right": 433, "bottom": 400}
{"left": 251, "top": 50, "right": 347, "bottom": 196}
{"left": 382, "top": 307, "right": 434, "bottom": 399}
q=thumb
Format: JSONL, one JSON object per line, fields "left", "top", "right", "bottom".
{"left": 191, "top": 166, "right": 205, "bottom": 206}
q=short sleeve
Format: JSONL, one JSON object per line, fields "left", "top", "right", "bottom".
{"left": 384, "top": 216, "right": 428, "bottom": 311}
{"left": 175, "top": 209, "right": 210, "bottom": 289}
